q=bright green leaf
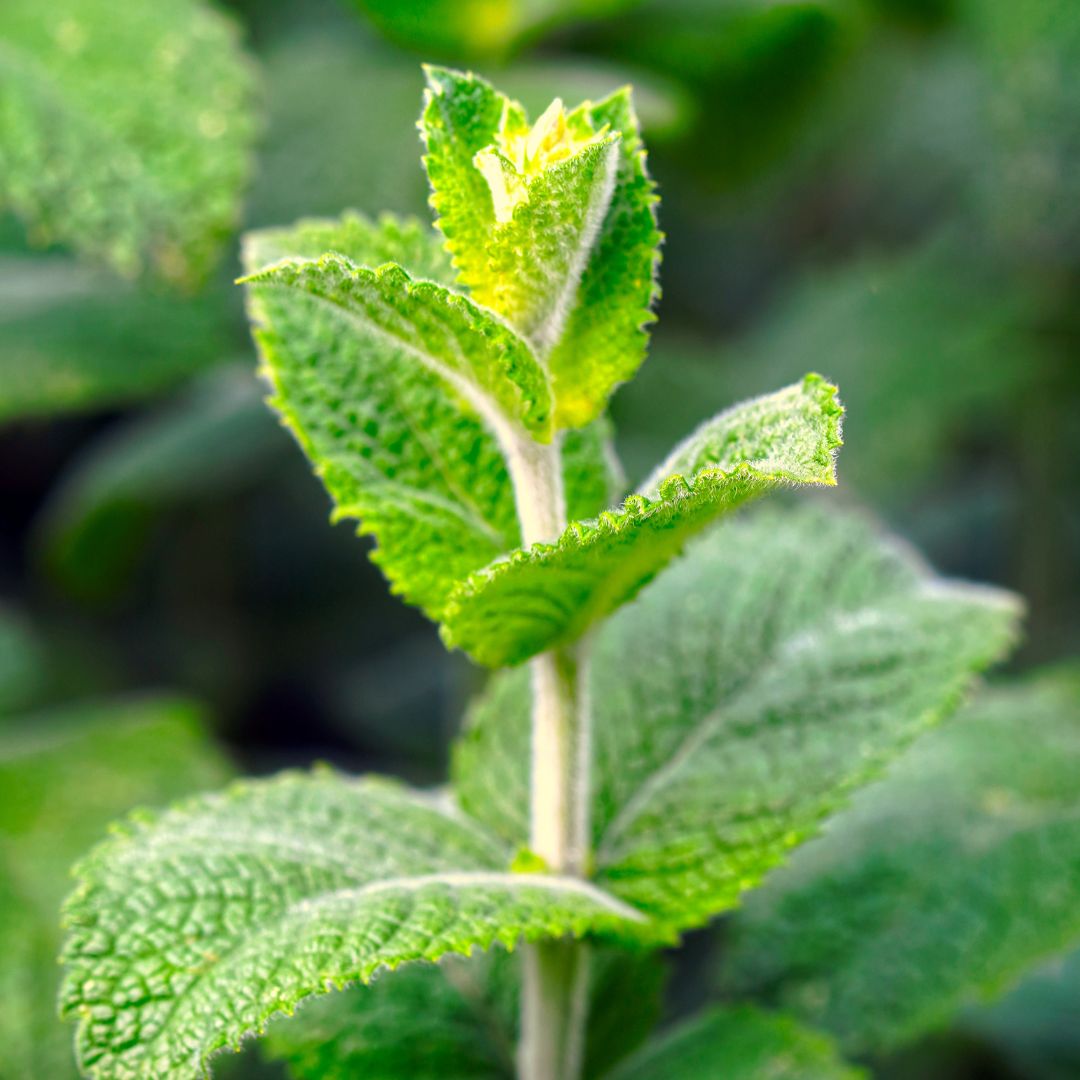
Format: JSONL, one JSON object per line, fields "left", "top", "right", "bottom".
{"left": 0, "top": 697, "right": 229, "bottom": 1080}
{"left": 425, "top": 68, "right": 627, "bottom": 358}
{"left": 420, "top": 67, "right": 506, "bottom": 288}
{"left": 721, "top": 667, "right": 1080, "bottom": 1053}
{"left": 0, "top": 0, "right": 257, "bottom": 285}
{"left": 421, "top": 69, "right": 662, "bottom": 428}
{"left": 453, "top": 503, "right": 1021, "bottom": 930}
{"left": 472, "top": 129, "right": 622, "bottom": 359}
{"left": 544, "top": 88, "right": 662, "bottom": 429}
{"left": 264, "top": 946, "right": 665, "bottom": 1080}
{"left": 607, "top": 1006, "right": 864, "bottom": 1080}
{"left": 241, "top": 212, "right": 613, "bottom": 622}
{"left": 441, "top": 374, "right": 843, "bottom": 667}
{"left": 241, "top": 254, "right": 553, "bottom": 436}
{"left": 244, "top": 211, "right": 454, "bottom": 282}
{"left": 61, "top": 771, "right": 660, "bottom": 1079}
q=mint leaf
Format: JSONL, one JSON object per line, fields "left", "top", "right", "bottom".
{"left": 420, "top": 68, "right": 661, "bottom": 428}
{"left": 244, "top": 211, "right": 455, "bottom": 282}
{"left": 264, "top": 946, "right": 665, "bottom": 1080}
{"left": 420, "top": 67, "right": 506, "bottom": 290}
{"left": 544, "top": 88, "right": 662, "bottom": 429}
{"left": 722, "top": 667, "right": 1080, "bottom": 1053}
{"left": 0, "top": 0, "right": 256, "bottom": 285}
{"left": 241, "top": 212, "right": 613, "bottom": 622}
{"left": 472, "top": 129, "right": 621, "bottom": 359}
{"left": 241, "top": 254, "right": 553, "bottom": 437}
{"left": 0, "top": 697, "right": 229, "bottom": 1080}
{"left": 453, "top": 504, "right": 1020, "bottom": 930}
{"left": 441, "top": 375, "right": 843, "bottom": 667}
{"left": 423, "top": 67, "right": 623, "bottom": 358}
{"left": 607, "top": 1006, "right": 863, "bottom": 1080}
{"left": 61, "top": 771, "right": 658, "bottom": 1079}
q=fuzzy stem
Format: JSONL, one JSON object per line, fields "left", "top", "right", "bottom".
{"left": 503, "top": 429, "right": 592, "bottom": 1080}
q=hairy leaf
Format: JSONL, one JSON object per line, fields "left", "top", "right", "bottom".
{"left": 454, "top": 504, "right": 1020, "bottom": 930}
{"left": 0, "top": 0, "right": 257, "bottom": 284}
{"left": 421, "top": 68, "right": 661, "bottom": 427}
{"left": 354, "top": 0, "right": 642, "bottom": 58}
{"left": 242, "top": 212, "right": 614, "bottom": 622}
{"left": 544, "top": 88, "right": 663, "bottom": 429}
{"left": 441, "top": 375, "right": 843, "bottom": 667}
{"left": 264, "top": 946, "right": 665, "bottom": 1079}
{"left": 607, "top": 1006, "right": 863, "bottom": 1080}
{"left": 420, "top": 67, "right": 506, "bottom": 290}
{"left": 241, "top": 254, "right": 553, "bottom": 436}
{"left": 721, "top": 668, "right": 1080, "bottom": 1053}
{"left": 0, "top": 697, "right": 228, "bottom": 1080}
{"left": 472, "top": 131, "right": 621, "bottom": 359}
{"left": 61, "top": 771, "right": 658, "bottom": 1079}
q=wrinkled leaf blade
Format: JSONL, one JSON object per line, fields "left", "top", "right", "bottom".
{"left": 721, "top": 667, "right": 1080, "bottom": 1053}
{"left": 454, "top": 504, "right": 1020, "bottom": 932}
{"left": 442, "top": 375, "right": 843, "bottom": 667}
{"left": 61, "top": 771, "right": 660, "bottom": 1079}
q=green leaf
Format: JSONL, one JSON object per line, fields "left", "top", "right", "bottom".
{"left": 241, "top": 212, "right": 613, "bottom": 622}
{"left": 61, "top": 771, "right": 659, "bottom": 1079}
{"left": 0, "top": 696, "right": 229, "bottom": 1080}
{"left": 607, "top": 1006, "right": 863, "bottom": 1080}
{"left": 420, "top": 67, "right": 506, "bottom": 287}
{"left": 544, "top": 88, "right": 662, "bottom": 429}
{"left": 264, "top": 946, "right": 665, "bottom": 1080}
{"left": 441, "top": 374, "right": 843, "bottom": 667}
{"left": 241, "top": 254, "right": 553, "bottom": 436}
{"left": 472, "top": 129, "right": 622, "bottom": 360}
{"left": 421, "top": 69, "right": 662, "bottom": 428}
{"left": 0, "top": 0, "right": 257, "bottom": 285}
{"left": 721, "top": 667, "right": 1080, "bottom": 1053}
{"left": 453, "top": 503, "right": 1021, "bottom": 930}
{"left": 0, "top": 255, "right": 231, "bottom": 424}
{"left": 244, "top": 211, "right": 455, "bottom": 282}
{"left": 423, "top": 68, "right": 625, "bottom": 359}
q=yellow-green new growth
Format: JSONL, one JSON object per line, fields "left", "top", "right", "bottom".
{"left": 474, "top": 97, "right": 611, "bottom": 224}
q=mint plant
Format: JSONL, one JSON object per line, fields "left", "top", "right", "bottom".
{"left": 59, "top": 68, "right": 1020, "bottom": 1079}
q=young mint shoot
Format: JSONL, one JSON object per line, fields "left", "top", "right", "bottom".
{"left": 58, "top": 67, "right": 1020, "bottom": 1080}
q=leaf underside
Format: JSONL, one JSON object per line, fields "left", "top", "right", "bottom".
{"left": 453, "top": 503, "right": 1021, "bottom": 932}
{"left": 0, "top": 0, "right": 257, "bottom": 285}
{"left": 721, "top": 667, "right": 1080, "bottom": 1054}
{"left": 441, "top": 374, "right": 843, "bottom": 667}
{"left": 60, "top": 772, "right": 657, "bottom": 1080}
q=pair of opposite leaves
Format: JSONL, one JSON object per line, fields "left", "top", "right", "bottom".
{"left": 241, "top": 66, "right": 843, "bottom": 669}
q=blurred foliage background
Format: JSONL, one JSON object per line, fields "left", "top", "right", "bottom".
{"left": 1, "top": 0, "right": 1079, "bottom": 1076}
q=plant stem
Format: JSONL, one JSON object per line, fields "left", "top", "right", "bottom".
{"left": 504, "top": 430, "right": 593, "bottom": 1080}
